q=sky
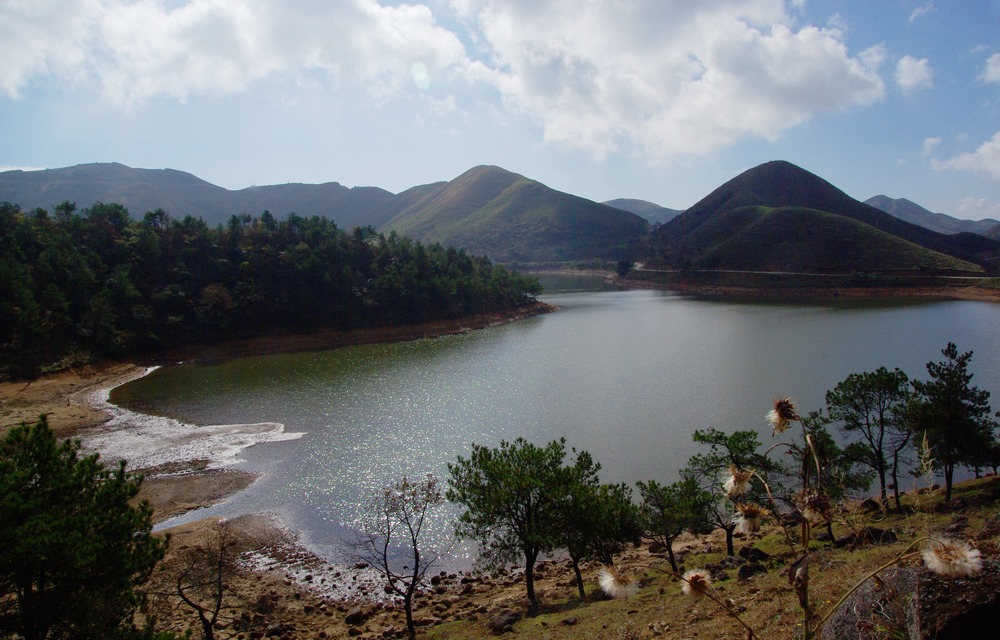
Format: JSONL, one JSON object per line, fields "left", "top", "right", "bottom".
{"left": 2, "top": 0, "right": 1000, "bottom": 220}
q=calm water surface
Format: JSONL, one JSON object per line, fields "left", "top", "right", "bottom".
{"left": 113, "top": 275, "right": 1000, "bottom": 565}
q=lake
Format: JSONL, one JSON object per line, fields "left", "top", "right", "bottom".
{"left": 111, "top": 275, "right": 1000, "bottom": 566}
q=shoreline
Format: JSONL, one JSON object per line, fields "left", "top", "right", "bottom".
{"left": 0, "top": 302, "right": 558, "bottom": 584}
{"left": 615, "top": 275, "right": 1000, "bottom": 303}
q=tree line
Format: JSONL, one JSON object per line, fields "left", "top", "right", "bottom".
{"left": 0, "top": 202, "right": 542, "bottom": 379}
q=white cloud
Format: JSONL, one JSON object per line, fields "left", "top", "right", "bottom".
{"left": 0, "top": 0, "right": 101, "bottom": 97}
{"left": 980, "top": 52, "right": 1000, "bottom": 85}
{"left": 457, "top": 0, "right": 885, "bottom": 160}
{"left": 932, "top": 131, "right": 1000, "bottom": 180}
{"left": 1, "top": 0, "right": 888, "bottom": 162}
{"left": 1, "top": 0, "right": 473, "bottom": 107}
{"left": 955, "top": 196, "right": 1000, "bottom": 220}
{"left": 922, "top": 137, "right": 941, "bottom": 156}
{"left": 909, "top": 3, "right": 935, "bottom": 23}
{"left": 895, "top": 55, "right": 933, "bottom": 93}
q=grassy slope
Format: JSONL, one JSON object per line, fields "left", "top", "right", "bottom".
{"left": 682, "top": 205, "right": 983, "bottom": 273}
{"left": 423, "top": 475, "right": 1000, "bottom": 640}
{"left": 656, "top": 161, "right": 997, "bottom": 274}
{"left": 383, "top": 166, "right": 649, "bottom": 263}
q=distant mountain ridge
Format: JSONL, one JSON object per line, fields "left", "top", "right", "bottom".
{"left": 864, "top": 195, "right": 1000, "bottom": 236}
{"left": 5, "top": 160, "right": 999, "bottom": 274}
{"left": 0, "top": 162, "right": 648, "bottom": 264}
{"left": 0, "top": 162, "right": 400, "bottom": 229}
{"left": 603, "top": 198, "right": 682, "bottom": 225}
{"left": 652, "top": 160, "right": 996, "bottom": 275}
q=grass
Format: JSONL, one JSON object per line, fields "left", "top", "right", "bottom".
{"left": 422, "top": 476, "right": 999, "bottom": 640}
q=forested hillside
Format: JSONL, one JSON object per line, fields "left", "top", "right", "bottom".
{"left": 0, "top": 202, "right": 541, "bottom": 379}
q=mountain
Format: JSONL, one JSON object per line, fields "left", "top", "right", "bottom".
{"left": 603, "top": 198, "right": 682, "bottom": 225}
{"left": 0, "top": 163, "right": 399, "bottom": 229}
{"left": 652, "top": 160, "right": 996, "bottom": 275}
{"left": 864, "top": 195, "right": 1000, "bottom": 236}
{"left": 0, "top": 162, "right": 649, "bottom": 264}
{"left": 380, "top": 166, "right": 649, "bottom": 263}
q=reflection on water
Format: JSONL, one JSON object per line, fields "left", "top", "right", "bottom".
{"left": 113, "top": 275, "right": 1000, "bottom": 567}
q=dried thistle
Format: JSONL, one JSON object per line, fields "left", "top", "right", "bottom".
{"left": 598, "top": 567, "right": 638, "bottom": 599}
{"left": 767, "top": 397, "right": 800, "bottom": 435}
{"left": 724, "top": 465, "right": 754, "bottom": 498}
{"left": 922, "top": 538, "right": 983, "bottom": 578}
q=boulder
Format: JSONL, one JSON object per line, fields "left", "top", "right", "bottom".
{"left": 344, "top": 606, "right": 367, "bottom": 625}
{"left": 739, "top": 546, "right": 771, "bottom": 563}
{"left": 820, "top": 560, "right": 1000, "bottom": 640}
{"left": 737, "top": 563, "right": 766, "bottom": 582}
{"left": 488, "top": 610, "right": 522, "bottom": 635}
{"left": 835, "top": 526, "right": 898, "bottom": 548}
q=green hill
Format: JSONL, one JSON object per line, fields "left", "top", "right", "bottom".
{"left": 381, "top": 166, "right": 649, "bottom": 263}
{"left": 653, "top": 161, "right": 995, "bottom": 275}
{"left": 676, "top": 205, "right": 982, "bottom": 273}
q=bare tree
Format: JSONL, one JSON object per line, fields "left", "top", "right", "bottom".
{"left": 174, "top": 520, "right": 244, "bottom": 640}
{"left": 347, "top": 474, "right": 446, "bottom": 639}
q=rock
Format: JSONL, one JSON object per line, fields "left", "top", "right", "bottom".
{"left": 944, "top": 514, "right": 969, "bottom": 535}
{"left": 780, "top": 511, "right": 803, "bottom": 527}
{"left": 858, "top": 498, "right": 883, "bottom": 513}
{"left": 835, "top": 526, "right": 898, "bottom": 548}
{"left": 737, "top": 563, "right": 766, "bottom": 582}
{"left": 561, "top": 616, "right": 579, "bottom": 626}
{"left": 820, "top": 562, "right": 1000, "bottom": 640}
{"left": 488, "top": 610, "right": 522, "bottom": 635}
{"left": 738, "top": 546, "right": 771, "bottom": 563}
{"left": 344, "top": 606, "right": 367, "bottom": 625}
{"left": 347, "top": 627, "right": 363, "bottom": 637}
{"left": 648, "top": 541, "right": 666, "bottom": 555}
{"left": 255, "top": 594, "right": 276, "bottom": 614}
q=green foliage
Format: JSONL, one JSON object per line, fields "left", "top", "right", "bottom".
{"left": 684, "top": 428, "right": 787, "bottom": 556}
{"left": 446, "top": 437, "right": 571, "bottom": 612}
{"left": 0, "top": 416, "right": 167, "bottom": 640}
{"left": 908, "top": 343, "right": 997, "bottom": 501}
{"left": 800, "top": 412, "right": 875, "bottom": 505}
{"left": 555, "top": 451, "right": 642, "bottom": 598}
{"left": 0, "top": 202, "right": 542, "bottom": 379}
{"left": 824, "top": 367, "right": 913, "bottom": 510}
{"left": 636, "top": 474, "right": 713, "bottom": 572}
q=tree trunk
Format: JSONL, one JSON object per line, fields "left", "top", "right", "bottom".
{"left": 890, "top": 452, "right": 901, "bottom": 512}
{"left": 944, "top": 462, "right": 954, "bottom": 502}
{"left": 877, "top": 464, "right": 888, "bottom": 507}
{"left": 665, "top": 539, "right": 679, "bottom": 572}
{"left": 404, "top": 584, "right": 416, "bottom": 640}
{"left": 571, "top": 558, "right": 585, "bottom": 600}
{"left": 524, "top": 551, "right": 539, "bottom": 614}
{"left": 725, "top": 525, "right": 735, "bottom": 556}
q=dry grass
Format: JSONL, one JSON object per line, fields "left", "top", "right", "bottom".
{"left": 419, "top": 476, "right": 1000, "bottom": 640}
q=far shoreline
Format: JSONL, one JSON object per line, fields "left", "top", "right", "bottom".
{"left": 612, "top": 270, "right": 1000, "bottom": 303}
